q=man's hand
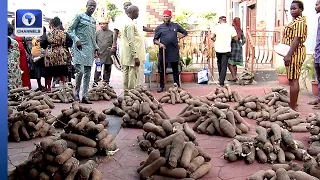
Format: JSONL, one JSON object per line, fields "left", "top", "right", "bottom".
{"left": 94, "top": 49, "right": 99, "bottom": 58}
{"left": 283, "top": 55, "right": 292, "bottom": 66}
{"left": 159, "top": 43, "right": 166, "bottom": 49}
{"left": 76, "top": 41, "right": 82, "bottom": 50}
{"left": 134, "top": 58, "right": 140, "bottom": 67}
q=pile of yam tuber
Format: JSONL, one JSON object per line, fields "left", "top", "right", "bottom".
{"left": 191, "top": 101, "right": 251, "bottom": 137}
{"left": 53, "top": 102, "right": 109, "bottom": 128}
{"left": 104, "top": 86, "right": 170, "bottom": 128}
{"left": 8, "top": 88, "right": 56, "bottom": 142}
{"left": 248, "top": 154, "right": 320, "bottom": 180}
{"left": 175, "top": 98, "right": 251, "bottom": 137}
{"left": 8, "top": 137, "right": 103, "bottom": 180}
{"left": 52, "top": 102, "right": 114, "bottom": 158}
{"left": 157, "top": 83, "right": 193, "bottom": 104}
{"left": 205, "top": 84, "right": 242, "bottom": 103}
{"left": 224, "top": 125, "right": 307, "bottom": 164}
{"left": 234, "top": 87, "right": 308, "bottom": 132}
{"left": 137, "top": 122, "right": 212, "bottom": 179}
{"left": 47, "top": 85, "right": 76, "bottom": 103}
{"left": 306, "top": 112, "right": 320, "bottom": 156}
{"left": 88, "top": 82, "right": 117, "bottom": 101}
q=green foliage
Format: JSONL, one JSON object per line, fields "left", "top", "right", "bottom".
{"left": 276, "top": 66, "right": 286, "bottom": 74}
{"left": 106, "top": 1, "right": 122, "bottom": 22}
{"left": 198, "top": 12, "right": 217, "bottom": 22}
{"left": 175, "top": 10, "right": 194, "bottom": 30}
{"left": 301, "top": 55, "right": 316, "bottom": 89}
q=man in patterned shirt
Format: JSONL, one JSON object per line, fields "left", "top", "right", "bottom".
{"left": 68, "top": 0, "right": 99, "bottom": 104}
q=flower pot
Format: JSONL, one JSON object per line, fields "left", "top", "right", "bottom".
{"left": 277, "top": 74, "right": 289, "bottom": 85}
{"left": 181, "top": 72, "right": 193, "bottom": 83}
{"left": 312, "top": 81, "right": 319, "bottom": 97}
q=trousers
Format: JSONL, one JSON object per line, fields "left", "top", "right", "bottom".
{"left": 315, "top": 62, "right": 320, "bottom": 100}
{"left": 75, "top": 64, "right": 91, "bottom": 98}
{"left": 216, "top": 52, "right": 231, "bottom": 86}
{"left": 123, "top": 65, "right": 138, "bottom": 90}
{"left": 94, "top": 64, "right": 112, "bottom": 84}
{"left": 137, "top": 61, "right": 145, "bottom": 85}
{"left": 158, "top": 61, "right": 179, "bottom": 88}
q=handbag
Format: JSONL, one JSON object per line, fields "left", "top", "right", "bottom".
{"left": 274, "top": 43, "right": 290, "bottom": 57}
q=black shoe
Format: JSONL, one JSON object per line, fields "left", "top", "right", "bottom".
{"left": 81, "top": 97, "right": 92, "bottom": 104}
{"left": 157, "top": 87, "right": 164, "bottom": 93}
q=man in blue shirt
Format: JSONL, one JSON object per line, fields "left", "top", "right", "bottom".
{"left": 309, "top": 0, "right": 320, "bottom": 109}
{"left": 154, "top": 10, "right": 188, "bottom": 93}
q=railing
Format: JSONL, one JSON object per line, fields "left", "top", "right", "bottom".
{"left": 178, "top": 29, "right": 215, "bottom": 75}
{"left": 245, "top": 28, "right": 280, "bottom": 72}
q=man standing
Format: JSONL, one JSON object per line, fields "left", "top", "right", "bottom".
{"left": 68, "top": 0, "right": 99, "bottom": 104}
{"left": 119, "top": 5, "right": 141, "bottom": 90}
{"left": 154, "top": 10, "right": 188, "bottom": 93}
{"left": 309, "top": 0, "right": 320, "bottom": 109}
{"left": 93, "top": 17, "right": 113, "bottom": 87}
{"left": 112, "top": 1, "right": 154, "bottom": 86}
{"left": 211, "top": 16, "right": 238, "bottom": 87}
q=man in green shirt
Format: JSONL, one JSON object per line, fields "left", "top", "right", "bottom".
{"left": 67, "top": 0, "right": 99, "bottom": 104}
{"left": 118, "top": 5, "right": 141, "bottom": 90}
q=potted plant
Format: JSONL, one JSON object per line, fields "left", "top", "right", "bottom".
{"left": 276, "top": 66, "right": 289, "bottom": 85}
{"left": 180, "top": 57, "right": 194, "bottom": 83}
{"left": 301, "top": 55, "right": 318, "bottom": 96}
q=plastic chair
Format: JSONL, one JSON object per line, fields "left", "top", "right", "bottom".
{"left": 144, "top": 61, "right": 154, "bottom": 88}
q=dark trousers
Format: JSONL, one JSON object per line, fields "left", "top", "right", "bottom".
{"left": 315, "top": 62, "right": 320, "bottom": 100}
{"left": 94, "top": 64, "right": 112, "bottom": 84}
{"left": 216, "top": 52, "right": 231, "bottom": 86}
{"left": 158, "top": 61, "right": 180, "bottom": 88}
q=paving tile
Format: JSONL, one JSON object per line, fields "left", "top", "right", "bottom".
{"left": 11, "top": 77, "right": 318, "bottom": 179}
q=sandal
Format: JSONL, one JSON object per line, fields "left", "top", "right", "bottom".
{"left": 307, "top": 100, "right": 319, "bottom": 105}
{"left": 227, "top": 79, "right": 237, "bottom": 82}
{"left": 312, "top": 104, "right": 320, "bottom": 110}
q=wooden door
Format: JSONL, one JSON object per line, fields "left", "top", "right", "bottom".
{"left": 247, "top": 4, "right": 256, "bottom": 32}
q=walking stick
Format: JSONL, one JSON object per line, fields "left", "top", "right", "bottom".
{"left": 162, "top": 48, "right": 166, "bottom": 90}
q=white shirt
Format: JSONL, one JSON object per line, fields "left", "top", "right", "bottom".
{"left": 212, "top": 23, "right": 237, "bottom": 53}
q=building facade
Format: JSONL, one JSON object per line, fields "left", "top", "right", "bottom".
{"left": 226, "top": 0, "right": 318, "bottom": 68}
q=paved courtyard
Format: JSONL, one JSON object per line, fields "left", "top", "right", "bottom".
{"left": 8, "top": 67, "right": 318, "bottom": 180}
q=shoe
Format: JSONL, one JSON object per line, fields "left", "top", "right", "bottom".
{"left": 157, "top": 87, "right": 164, "bottom": 93}
{"left": 81, "top": 97, "right": 92, "bottom": 104}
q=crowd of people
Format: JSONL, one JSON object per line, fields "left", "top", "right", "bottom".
{"left": 6, "top": 0, "right": 320, "bottom": 109}
{"left": 7, "top": 18, "right": 74, "bottom": 93}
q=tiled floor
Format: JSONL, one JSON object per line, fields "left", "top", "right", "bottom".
{"left": 11, "top": 66, "right": 319, "bottom": 179}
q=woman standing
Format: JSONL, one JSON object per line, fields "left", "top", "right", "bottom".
{"left": 30, "top": 28, "right": 46, "bottom": 91}
{"left": 44, "top": 17, "right": 70, "bottom": 92}
{"left": 8, "top": 23, "right": 31, "bottom": 89}
{"left": 8, "top": 36, "right": 22, "bottom": 91}
{"left": 228, "top": 17, "right": 246, "bottom": 82}
{"left": 282, "top": 0, "right": 308, "bottom": 110}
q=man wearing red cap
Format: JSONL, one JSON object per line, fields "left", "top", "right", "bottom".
{"left": 154, "top": 9, "right": 188, "bottom": 93}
